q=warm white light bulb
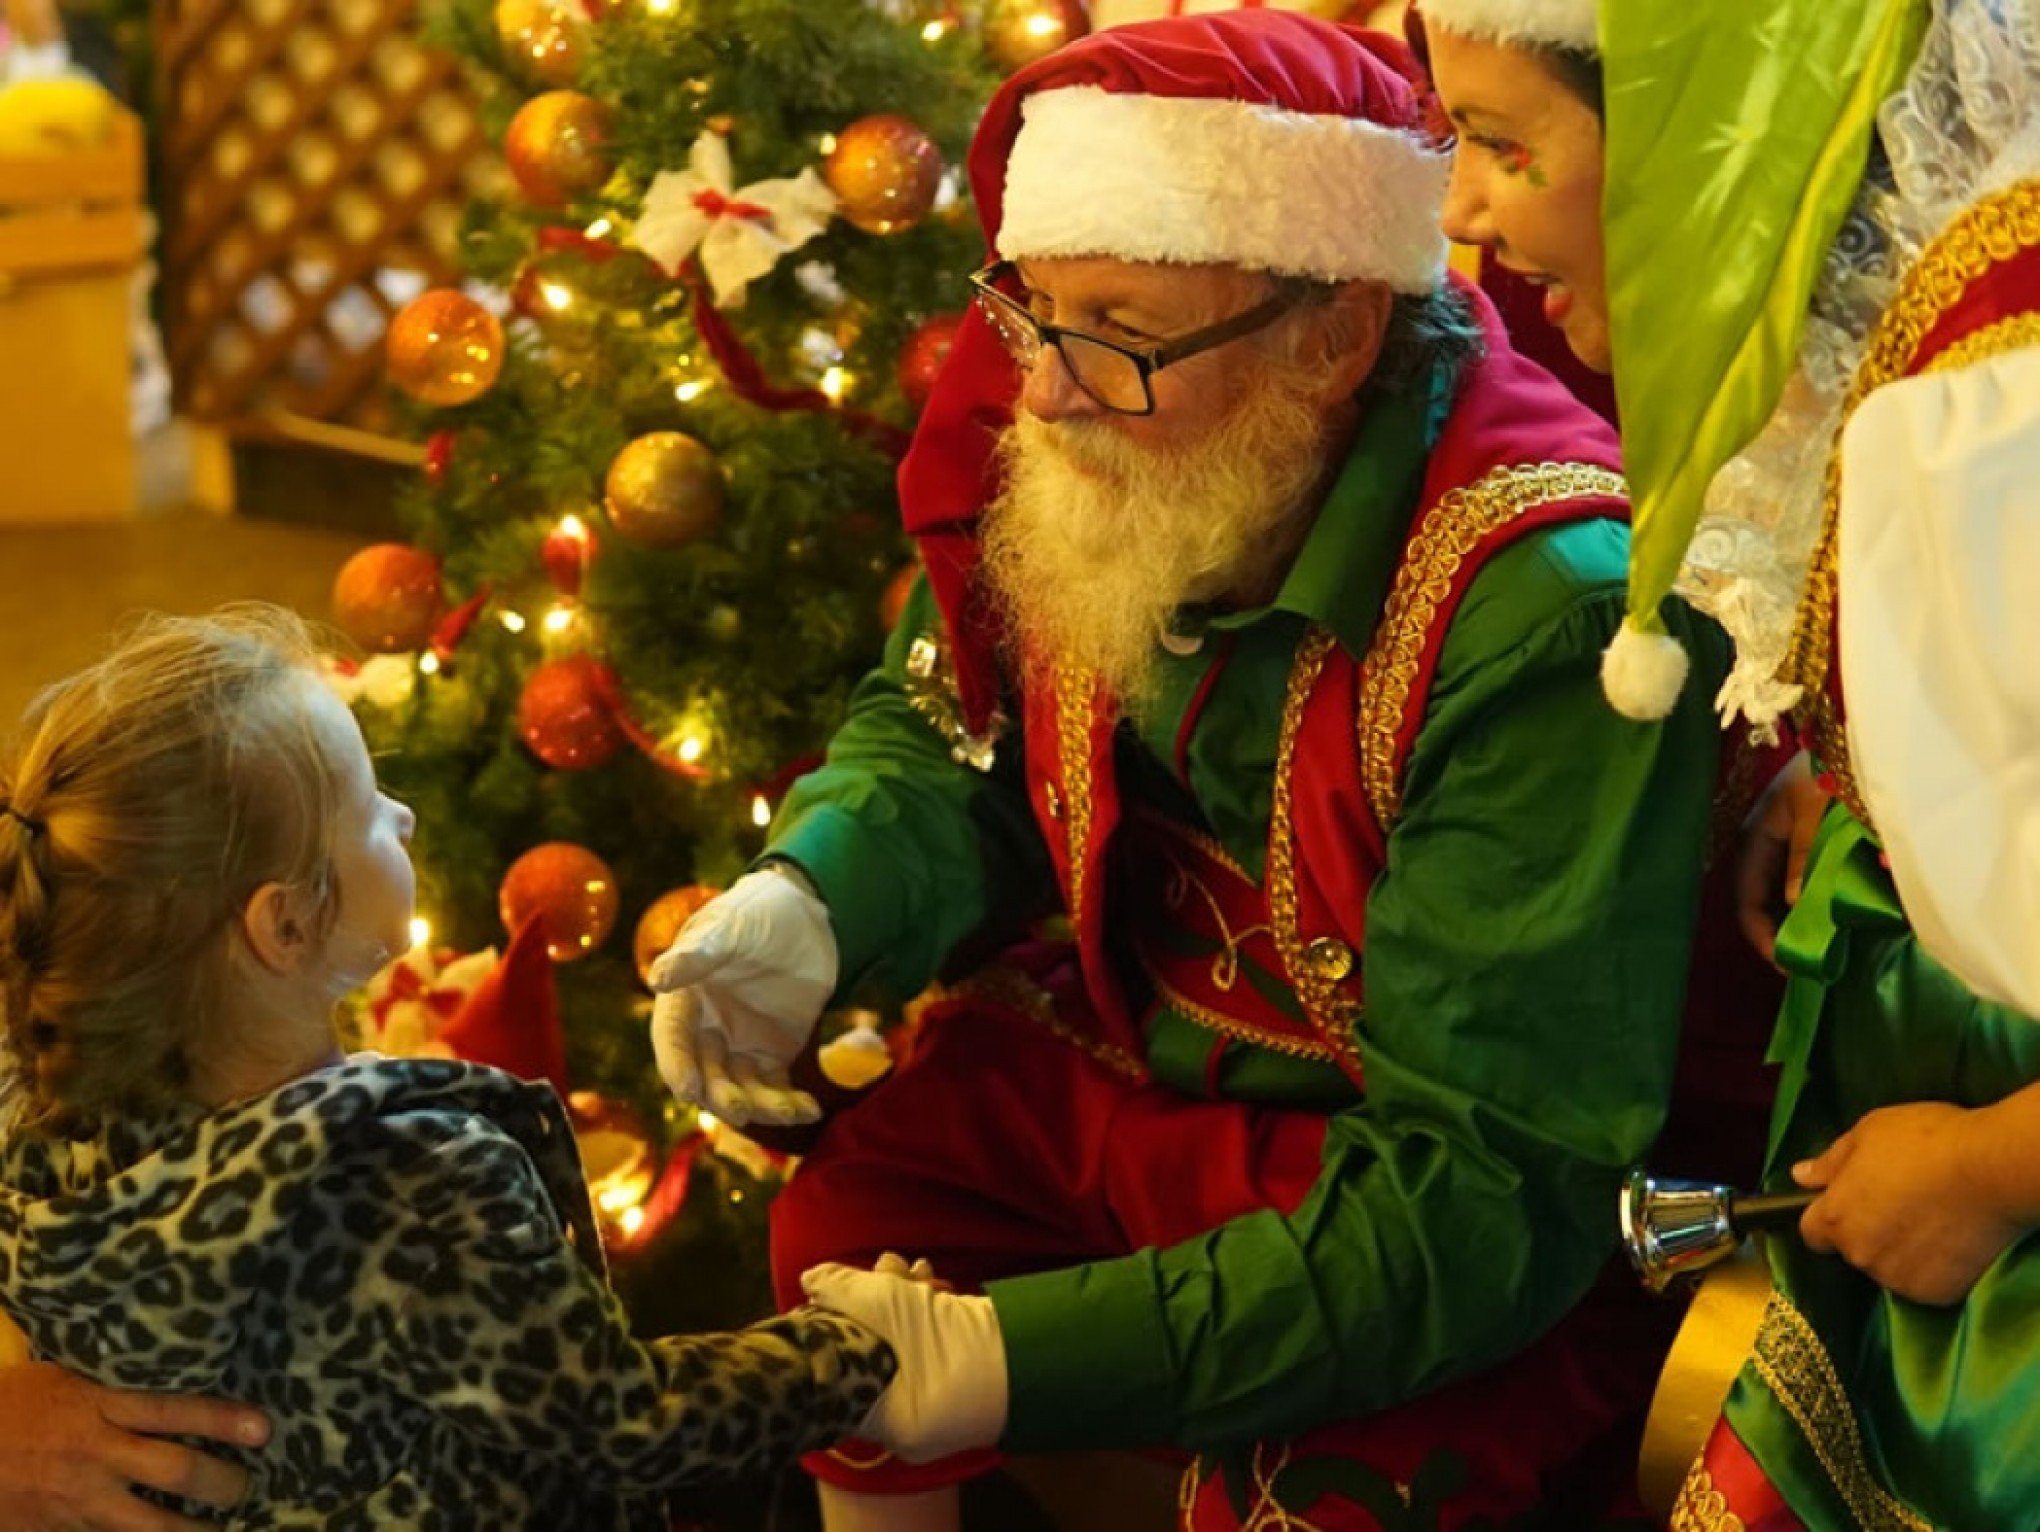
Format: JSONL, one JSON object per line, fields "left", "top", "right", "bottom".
{"left": 674, "top": 378, "right": 709, "bottom": 403}
{"left": 619, "top": 1204, "right": 647, "bottom": 1236}
{"left": 409, "top": 917, "right": 432, "bottom": 949}
{"left": 544, "top": 606, "right": 575, "bottom": 634}
{"left": 677, "top": 734, "right": 705, "bottom": 764}
{"left": 819, "top": 366, "right": 850, "bottom": 402}
{"left": 750, "top": 794, "right": 771, "bottom": 827}
{"left": 540, "top": 280, "right": 573, "bottom": 312}
{"left": 499, "top": 610, "right": 528, "bottom": 633}
{"left": 584, "top": 217, "right": 614, "bottom": 239}
{"left": 417, "top": 651, "right": 441, "bottom": 675}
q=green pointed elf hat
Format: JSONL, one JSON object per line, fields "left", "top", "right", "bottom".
{"left": 1597, "top": 0, "right": 1929, "bottom": 718}
{"left": 1425, "top": 0, "right": 1929, "bottom": 718}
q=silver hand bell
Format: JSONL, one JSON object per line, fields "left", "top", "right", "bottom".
{"left": 1620, "top": 1167, "right": 1817, "bottom": 1294}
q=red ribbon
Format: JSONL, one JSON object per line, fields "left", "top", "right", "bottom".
{"left": 691, "top": 187, "right": 774, "bottom": 221}
{"left": 679, "top": 264, "right": 913, "bottom": 459}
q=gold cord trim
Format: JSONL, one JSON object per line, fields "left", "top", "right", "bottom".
{"left": 1747, "top": 1294, "right": 1933, "bottom": 1532}
{"left": 1267, "top": 627, "right": 1369, "bottom": 1082}
{"left": 1143, "top": 965, "right": 1341, "bottom": 1063}
{"left": 1358, "top": 462, "right": 1628, "bottom": 832}
{"left": 1669, "top": 1462, "right": 1749, "bottom": 1532}
{"left": 950, "top": 963, "right": 1147, "bottom": 1082}
{"left": 1053, "top": 665, "right": 1101, "bottom": 931}
{"left": 1785, "top": 179, "right": 2040, "bottom": 828}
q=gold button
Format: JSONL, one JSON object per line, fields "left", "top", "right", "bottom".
{"left": 1305, "top": 937, "right": 1354, "bottom": 982}
{"left": 1043, "top": 783, "right": 1064, "bottom": 822}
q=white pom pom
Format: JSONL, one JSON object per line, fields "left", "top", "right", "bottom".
{"left": 1601, "top": 622, "right": 1690, "bottom": 721}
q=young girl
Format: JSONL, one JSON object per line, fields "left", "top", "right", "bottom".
{"left": 1420, "top": 1, "right": 2040, "bottom": 1526}
{"left": 0, "top": 604, "right": 894, "bottom": 1528}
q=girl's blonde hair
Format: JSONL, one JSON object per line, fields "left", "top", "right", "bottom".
{"left": 0, "top": 603, "right": 342, "bottom": 1134}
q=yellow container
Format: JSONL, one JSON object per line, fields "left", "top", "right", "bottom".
{"left": 0, "top": 108, "right": 144, "bottom": 522}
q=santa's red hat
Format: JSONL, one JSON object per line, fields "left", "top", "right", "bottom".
{"left": 902, "top": 11, "right": 1450, "bottom": 729}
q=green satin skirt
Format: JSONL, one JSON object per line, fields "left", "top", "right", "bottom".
{"left": 1717, "top": 806, "right": 2040, "bottom": 1530}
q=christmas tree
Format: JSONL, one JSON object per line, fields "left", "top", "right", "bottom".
{"left": 330, "top": 0, "right": 1090, "bottom": 1340}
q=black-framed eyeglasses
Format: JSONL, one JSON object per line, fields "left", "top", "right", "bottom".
{"left": 967, "top": 260, "right": 1304, "bottom": 417}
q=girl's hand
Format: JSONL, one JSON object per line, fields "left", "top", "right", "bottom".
{"left": 1794, "top": 1102, "right": 2026, "bottom": 1306}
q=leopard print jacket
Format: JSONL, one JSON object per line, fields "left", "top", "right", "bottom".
{"left": 0, "top": 1057, "right": 893, "bottom": 1528}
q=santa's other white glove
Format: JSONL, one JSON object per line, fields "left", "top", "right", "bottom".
{"left": 802, "top": 1259, "right": 1009, "bottom": 1463}
{"left": 647, "top": 865, "right": 835, "bottom": 1127}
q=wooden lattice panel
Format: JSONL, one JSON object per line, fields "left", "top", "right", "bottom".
{"left": 156, "top": 0, "right": 507, "bottom": 436}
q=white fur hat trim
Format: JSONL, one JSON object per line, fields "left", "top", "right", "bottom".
{"left": 996, "top": 86, "right": 1450, "bottom": 293}
{"left": 1421, "top": 0, "right": 1599, "bottom": 54}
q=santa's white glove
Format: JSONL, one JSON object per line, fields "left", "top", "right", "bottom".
{"left": 802, "top": 1258, "right": 1009, "bottom": 1464}
{"left": 647, "top": 865, "right": 835, "bottom": 1127}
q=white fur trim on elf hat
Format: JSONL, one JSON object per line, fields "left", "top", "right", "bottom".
{"left": 997, "top": 86, "right": 1450, "bottom": 293}
{"left": 1600, "top": 617, "right": 1689, "bottom": 720}
{"left": 1420, "top": 0, "right": 1599, "bottom": 54}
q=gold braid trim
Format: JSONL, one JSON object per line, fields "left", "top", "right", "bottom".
{"left": 1358, "top": 462, "right": 1629, "bottom": 832}
{"left": 1176, "top": 1444, "right": 1412, "bottom": 1531}
{"left": 1053, "top": 664, "right": 1101, "bottom": 931}
{"left": 1669, "top": 1463, "right": 1748, "bottom": 1532}
{"left": 1784, "top": 178, "right": 2040, "bottom": 829}
{"left": 1266, "top": 627, "right": 1369, "bottom": 1081}
{"left": 949, "top": 963, "right": 1147, "bottom": 1082}
{"left": 1143, "top": 967, "right": 1343, "bottom": 1063}
{"left": 1747, "top": 1293, "right": 1933, "bottom": 1532}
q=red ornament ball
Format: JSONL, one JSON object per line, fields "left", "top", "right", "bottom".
{"left": 631, "top": 884, "right": 722, "bottom": 986}
{"left": 517, "top": 655, "right": 625, "bottom": 771}
{"left": 386, "top": 290, "right": 505, "bottom": 407}
{"left": 823, "top": 114, "right": 944, "bottom": 235}
{"left": 896, "top": 311, "right": 964, "bottom": 411}
{"left": 505, "top": 90, "right": 612, "bottom": 208}
{"left": 331, "top": 543, "right": 445, "bottom": 653}
{"left": 500, "top": 841, "right": 620, "bottom": 962}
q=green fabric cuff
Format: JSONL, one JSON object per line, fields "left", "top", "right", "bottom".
{"left": 987, "top": 1253, "right": 1179, "bottom": 1453}
{"left": 766, "top": 804, "right": 899, "bottom": 1002}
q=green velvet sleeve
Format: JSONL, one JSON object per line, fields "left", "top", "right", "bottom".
{"left": 765, "top": 576, "right": 1055, "bottom": 1004}
{"left": 991, "top": 527, "right": 1729, "bottom": 1452}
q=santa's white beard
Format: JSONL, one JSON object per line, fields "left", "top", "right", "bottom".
{"left": 981, "top": 371, "right": 1333, "bottom": 712}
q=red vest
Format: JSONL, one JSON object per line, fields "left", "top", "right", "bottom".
{"left": 1010, "top": 317, "right": 1628, "bottom": 1084}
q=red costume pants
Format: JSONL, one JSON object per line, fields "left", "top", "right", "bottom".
{"left": 772, "top": 982, "right": 1675, "bottom": 1529}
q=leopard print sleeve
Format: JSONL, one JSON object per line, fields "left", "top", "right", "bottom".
{"left": 378, "top": 1123, "right": 895, "bottom": 1491}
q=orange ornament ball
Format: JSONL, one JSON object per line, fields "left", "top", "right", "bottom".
{"left": 494, "top": 0, "right": 588, "bottom": 86}
{"left": 824, "top": 114, "right": 944, "bottom": 235}
{"left": 500, "top": 841, "right": 620, "bottom": 962}
{"left": 879, "top": 563, "right": 919, "bottom": 631}
{"left": 505, "top": 90, "right": 612, "bottom": 208}
{"left": 982, "top": 0, "right": 1090, "bottom": 73}
{"left": 632, "top": 884, "right": 722, "bottom": 985}
{"left": 331, "top": 543, "right": 445, "bottom": 653}
{"left": 386, "top": 289, "right": 505, "bottom": 407}
{"left": 604, "top": 432, "right": 725, "bottom": 548}
{"left": 517, "top": 655, "right": 625, "bottom": 771}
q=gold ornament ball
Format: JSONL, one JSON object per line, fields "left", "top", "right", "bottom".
{"left": 385, "top": 289, "right": 505, "bottom": 407}
{"left": 499, "top": 841, "right": 620, "bottom": 962}
{"left": 983, "top": 0, "right": 1090, "bottom": 73}
{"left": 824, "top": 114, "right": 944, "bottom": 235}
{"left": 331, "top": 543, "right": 445, "bottom": 653}
{"left": 493, "top": 0, "right": 587, "bottom": 86}
{"left": 632, "top": 884, "right": 722, "bottom": 986}
{"left": 567, "top": 1090, "right": 657, "bottom": 1216}
{"left": 604, "top": 432, "right": 725, "bottom": 548}
{"left": 505, "top": 90, "right": 612, "bottom": 208}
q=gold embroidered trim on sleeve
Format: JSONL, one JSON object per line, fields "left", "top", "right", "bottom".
{"left": 1785, "top": 178, "right": 2040, "bottom": 830}
{"left": 1357, "top": 462, "right": 1628, "bottom": 833}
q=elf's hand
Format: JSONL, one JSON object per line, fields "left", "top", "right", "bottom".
{"left": 648, "top": 865, "right": 835, "bottom": 1127}
{"left": 1794, "top": 1101, "right": 2024, "bottom": 1306}
{"left": 802, "top": 1258, "right": 1008, "bottom": 1463}
{"left": 1736, "top": 750, "right": 1832, "bottom": 963}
